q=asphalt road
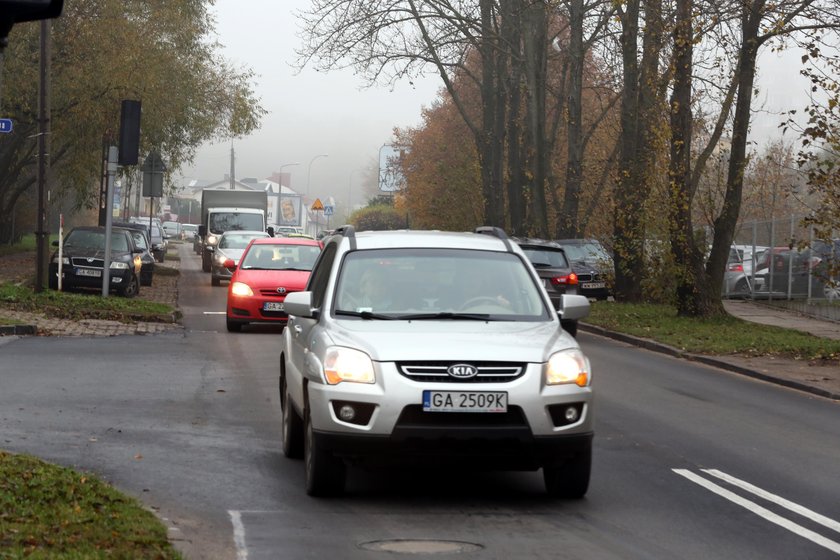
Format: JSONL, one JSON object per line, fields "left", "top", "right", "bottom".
{"left": 1, "top": 248, "right": 839, "bottom": 559}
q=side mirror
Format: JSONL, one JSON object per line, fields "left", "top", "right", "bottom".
{"left": 557, "top": 294, "right": 590, "bottom": 321}
{"left": 284, "top": 291, "right": 315, "bottom": 319}
{"left": 207, "top": 246, "right": 215, "bottom": 252}
{"left": 223, "top": 258, "right": 236, "bottom": 270}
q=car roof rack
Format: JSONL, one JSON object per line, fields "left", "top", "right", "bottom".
{"left": 333, "top": 225, "right": 355, "bottom": 238}
{"left": 333, "top": 225, "right": 356, "bottom": 250}
{"left": 474, "top": 226, "right": 513, "bottom": 252}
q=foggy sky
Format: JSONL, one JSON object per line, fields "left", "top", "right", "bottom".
{"left": 179, "top": 0, "right": 812, "bottom": 209}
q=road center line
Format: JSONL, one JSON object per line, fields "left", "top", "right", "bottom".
{"left": 702, "top": 468, "right": 840, "bottom": 535}
{"left": 228, "top": 510, "right": 249, "bottom": 560}
{"left": 673, "top": 469, "right": 840, "bottom": 555}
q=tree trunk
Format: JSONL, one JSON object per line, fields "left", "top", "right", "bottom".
{"left": 669, "top": 0, "right": 721, "bottom": 316}
{"left": 558, "top": 0, "right": 584, "bottom": 238}
{"left": 502, "top": 0, "right": 525, "bottom": 234}
{"left": 613, "top": 0, "right": 665, "bottom": 303}
{"left": 708, "top": 0, "right": 765, "bottom": 301}
{"left": 522, "top": 0, "right": 549, "bottom": 236}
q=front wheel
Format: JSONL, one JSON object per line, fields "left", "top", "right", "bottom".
{"left": 543, "top": 444, "right": 591, "bottom": 499}
{"left": 118, "top": 274, "right": 140, "bottom": 298}
{"left": 226, "top": 317, "right": 243, "bottom": 332}
{"left": 561, "top": 319, "right": 578, "bottom": 338}
{"left": 281, "top": 377, "right": 304, "bottom": 459}
{"left": 304, "top": 406, "right": 345, "bottom": 497}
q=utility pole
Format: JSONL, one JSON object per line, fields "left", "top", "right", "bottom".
{"left": 34, "top": 19, "right": 51, "bottom": 292}
{"left": 230, "top": 141, "right": 235, "bottom": 189}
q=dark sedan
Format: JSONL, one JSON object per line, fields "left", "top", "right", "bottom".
{"left": 512, "top": 237, "right": 581, "bottom": 336}
{"left": 48, "top": 226, "right": 143, "bottom": 297}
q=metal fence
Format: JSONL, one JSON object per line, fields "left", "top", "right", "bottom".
{"left": 723, "top": 216, "right": 840, "bottom": 302}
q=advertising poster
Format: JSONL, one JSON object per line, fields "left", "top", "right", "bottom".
{"left": 277, "top": 194, "right": 302, "bottom": 226}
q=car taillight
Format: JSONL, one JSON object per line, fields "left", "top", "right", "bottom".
{"left": 551, "top": 272, "right": 578, "bottom": 286}
{"left": 728, "top": 263, "right": 744, "bottom": 272}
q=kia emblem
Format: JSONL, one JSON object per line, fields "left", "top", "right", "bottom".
{"left": 447, "top": 364, "right": 478, "bottom": 379}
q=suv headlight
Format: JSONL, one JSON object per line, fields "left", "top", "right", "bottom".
{"left": 546, "top": 348, "right": 590, "bottom": 387}
{"left": 206, "top": 234, "right": 218, "bottom": 245}
{"left": 52, "top": 256, "right": 70, "bottom": 265}
{"left": 323, "top": 347, "right": 375, "bottom": 385}
{"left": 110, "top": 261, "right": 130, "bottom": 270}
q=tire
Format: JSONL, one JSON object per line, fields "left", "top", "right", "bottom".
{"left": 733, "top": 278, "right": 750, "bottom": 298}
{"left": 202, "top": 252, "right": 211, "bottom": 273}
{"left": 281, "top": 375, "right": 304, "bottom": 459}
{"left": 304, "top": 404, "right": 346, "bottom": 497}
{"left": 117, "top": 274, "right": 140, "bottom": 298}
{"left": 141, "top": 272, "right": 153, "bottom": 287}
{"left": 226, "top": 317, "right": 243, "bottom": 332}
{"left": 561, "top": 319, "right": 578, "bottom": 338}
{"left": 211, "top": 275, "right": 221, "bottom": 287}
{"left": 543, "top": 443, "right": 591, "bottom": 499}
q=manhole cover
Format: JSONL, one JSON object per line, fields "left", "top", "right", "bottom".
{"left": 359, "top": 539, "right": 483, "bottom": 554}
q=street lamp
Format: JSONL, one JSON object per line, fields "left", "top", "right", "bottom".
{"left": 305, "top": 154, "right": 329, "bottom": 196}
{"left": 277, "top": 162, "right": 299, "bottom": 191}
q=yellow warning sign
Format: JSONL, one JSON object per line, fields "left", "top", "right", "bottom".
{"left": 311, "top": 198, "right": 324, "bottom": 211}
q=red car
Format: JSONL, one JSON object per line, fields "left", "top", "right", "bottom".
{"left": 225, "top": 237, "right": 322, "bottom": 332}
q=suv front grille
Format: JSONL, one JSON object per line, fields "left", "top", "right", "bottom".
{"left": 71, "top": 257, "right": 104, "bottom": 268}
{"left": 397, "top": 361, "right": 525, "bottom": 383}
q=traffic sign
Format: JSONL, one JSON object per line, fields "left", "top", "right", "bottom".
{"left": 0, "top": 119, "right": 13, "bottom": 134}
{"left": 324, "top": 205, "right": 334, "bottom": 216}
{"left": 311, "top": 198, "right": 324, "bottom": 211}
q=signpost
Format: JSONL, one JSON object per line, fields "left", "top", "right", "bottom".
{"left": 0, "top": 118, "right": 12, "bottom": 133}
{"left": 324, "top": 204, "right": 334, "bottom": 229}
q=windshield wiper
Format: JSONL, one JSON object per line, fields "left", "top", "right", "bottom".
{"left": 335, "top": 310, "right": 396, "bottom": 320}
{"left": 397, "top": 312, "right": 494, "bottom": 321}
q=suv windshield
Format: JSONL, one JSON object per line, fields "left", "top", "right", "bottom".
{"left": 333, "top": 248, "right": 549, "bottom": 319}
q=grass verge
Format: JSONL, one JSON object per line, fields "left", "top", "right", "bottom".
{"left": 0, "top": 283, "right": 177, "bottom": 323}
{"left": 586, "top": 301, "right": 840, "bottom": 362}
{"left": 0, "top": 451, "right": 182, "bottom": 559}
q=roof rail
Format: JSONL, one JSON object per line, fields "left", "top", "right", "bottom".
{"left": 333, "top": 225, "right": 357, "bottom": 250}
{"left": 474, "top": 226, "right": 507, "bottom": 239}
{"left": 474, "top": 226, "right": 513, "bottom": 252}
{"left": 333, "top": 225, "right": 355, "bottom": 238}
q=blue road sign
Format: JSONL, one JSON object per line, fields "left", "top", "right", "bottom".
{"left": 324, "top": 205, "right": 334, "bottom": 216}
{"left": 0, "top": 119, "right": 13, "bottom": 134}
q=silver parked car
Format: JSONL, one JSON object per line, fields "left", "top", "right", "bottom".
{"left": 210, "top": 230, "right": 270, "bottom": 286}
{"left": 280, "top": 226, "right": 593, "bottom": 497}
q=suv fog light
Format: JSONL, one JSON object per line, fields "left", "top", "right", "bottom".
{"left": 339, "top": 405, "right": 356, "bottom": 422}
{"left": 331, "top": 401, "right": 376, "bottom": 426}
{"left": 547, "top": 403, "right": 584, "bottom": 427}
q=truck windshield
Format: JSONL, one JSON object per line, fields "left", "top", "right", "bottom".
{"left": 209, "top": 212, "right": 264, "bottom": 234}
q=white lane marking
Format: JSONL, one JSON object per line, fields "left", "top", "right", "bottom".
{"left": 228, "top": 510, "right": 249, "bottom": 560}
{"left": 204, "top": 312, "right": 227, "bottom": 315}
{"left": 673, "top": 469, "right": 840, "bottom": 555}
{"left": 702, "top": 469, "right": 840, "bottom": 536}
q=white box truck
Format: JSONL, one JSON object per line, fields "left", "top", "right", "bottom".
{"left": 198, "top": 189, "right": 268, "bottom": 272}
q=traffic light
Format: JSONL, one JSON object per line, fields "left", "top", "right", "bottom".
{"left": 0, "top": 0, "right": 64, "bottom": 46}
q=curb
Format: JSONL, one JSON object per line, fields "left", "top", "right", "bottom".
{"left": 0, "top": 324, "right": 37, "bottom": 336}
{"left": 579, "top": 322, "right": 840, "bottom": 401}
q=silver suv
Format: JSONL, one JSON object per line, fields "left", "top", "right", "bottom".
{"left": 280, "top": 226, "right": 594, "bottom": 497}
